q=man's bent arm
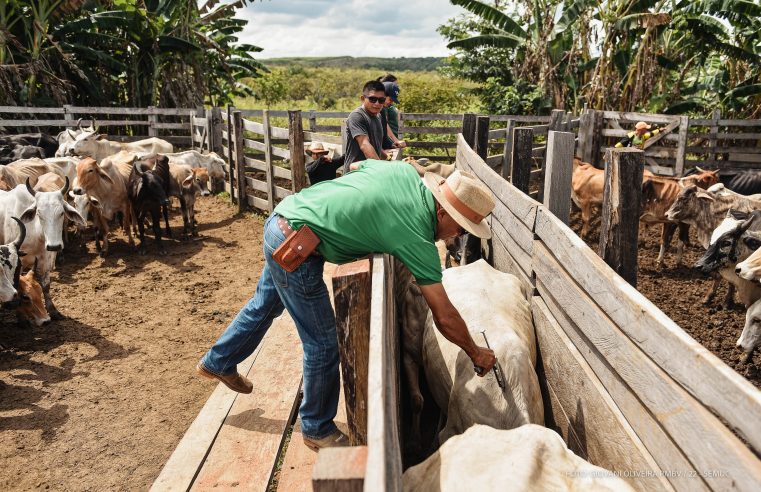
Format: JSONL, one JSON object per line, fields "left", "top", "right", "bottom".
{"left": 355, "top": 134, "right": 381, "bottom": 160}
{"left": 419, "top": 282, "right": 496, "bottom": 373}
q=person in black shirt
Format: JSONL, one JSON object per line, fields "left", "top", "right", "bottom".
{"left": 305, "top": 142, "right": 345, "bottom": 185}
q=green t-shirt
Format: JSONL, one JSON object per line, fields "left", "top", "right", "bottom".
{"left": 385, "top": 105, "right": 400, "bottom": 137}
{"left": 274, "top": 160, "right": 442, "bottom": 285}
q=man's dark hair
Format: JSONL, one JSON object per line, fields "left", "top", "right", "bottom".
{"left": 378, "top": 73, "right": 397, "bottom": 82}
{"left": 362, "top": 80, "right": 386, "bottom": 94}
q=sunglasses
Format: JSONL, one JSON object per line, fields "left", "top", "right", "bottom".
{"left": 364, "top": 96, "right": 386, "bottom": 104}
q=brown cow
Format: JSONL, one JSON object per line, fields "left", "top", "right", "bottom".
{"left": 16, "top": 265, "right": 50, "bottom": 327}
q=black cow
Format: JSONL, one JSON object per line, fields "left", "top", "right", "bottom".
{"left": 0, "top": 133, "right": 58, "bottom": 157}
{"left": 128, "top": 155, "right": 171, "bottom": 255}
{"left": 728, "top": 171, "right": 761, "bottom": 196}
{"left": 0, "top": 144, "right": 45, "bottom": 164}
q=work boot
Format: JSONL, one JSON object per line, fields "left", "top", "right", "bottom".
{"left": 303, "top": 429, "right": 349, "bottom": 451}
{"left": 196, "top": 361, "right": 253, "bottom": 394}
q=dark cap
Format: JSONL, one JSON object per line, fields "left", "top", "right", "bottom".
{"left": 383, "top": 81, "right": 400, "bottom": 104}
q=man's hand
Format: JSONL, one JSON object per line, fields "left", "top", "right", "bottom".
{"left": 393, "top": 140, "right": 407, "bottom": 149}
{"left": 381, "top": 150, "right": 390, "bottom": 160}
{"left": 470, "top": 346, "right": 497, "bottom": 376}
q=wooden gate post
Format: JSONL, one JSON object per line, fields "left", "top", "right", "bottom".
{"left": 708, "top": 109, "right": 721, "bottom": 165}
{"left": 288, "top": 110, "right": 306, "bottom": 192}
{"left": 232, "top": 110, "right": 247, "bottom": 213}
{"left": 462, "top": 113, "right": 477, "bottom": 149}
{"left": 590, "top": 110, "right": 604, "bottom": 168}
{"left": 63, "top": 104, "right": 74, "bottom": 129}
{"left": 226, "top": 105, "right": 234, "bottom": 196}
{"left": 510, "top": 127, "right": 534, "bottom": 195}
{"left": 579, "top": 108, "right": 594, "bottom": 161}
{"left": 598, "top": 148, "right": 644, "bottom": 286}
{"left": 262, "top": 109, "right": 275, "bottom": 212}
{"left": 475, "top": 115, "right": 490, "bottom": 161}
{"left": 538, "top": 109, "right": 567, "bottom": 202}
{"left": 675, "top": 115, "right": 689, "bottom": 176}
{"left": 209, "top": 107, "right": 224, "bottom": 193}
{"left": 148, "top": 106, "right": 158, "bottom": 137}
{"left": 332, "top": 259, "right": 372, "bottom": 445}
{"left": 501, "top": 119, "right": 515, "bottom": 179}
{"left": 543, "top": 131, "right": 575, "bottom": 225}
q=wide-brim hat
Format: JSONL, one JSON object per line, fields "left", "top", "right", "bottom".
{"left": 422, "top": 170, "right": 495, "bottom": 239}
{"left": 635, "top": 121, "right": 651, "bottom": 130}
{"left": 305, "top": 142, "right": 334, "bottom": 160}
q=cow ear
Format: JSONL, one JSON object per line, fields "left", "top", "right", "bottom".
{"left": 63, "top": 202, "right": 87, "bottom": 228}
{"left": 696, "top": 191, "right": 715, "bottom": 201}
{"left": 20, "top": 205, "right": 36, "bottom": 223}
{"left": 96, "top": 134, "right": 107, "bottom": 140}
{"left": 743, "top": 236, "right": 761, "bottom": 251}
{"left": 182, "top": 174, "right": 194, "bottom": 190}
{"left": 97, "top": 167, "right": 114, "bottom": 184}
{"left": 89, "top": 196, "right": 101, "bottom": 208}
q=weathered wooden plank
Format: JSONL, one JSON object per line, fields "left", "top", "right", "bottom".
{"left": 602, "top": 111, "right": 679, "bottom": 125}
{"left": 289, "top": 110, "right": 306, "bottom": 193}
{"left": 245, "top": 177, "right": 267, "bottom": 193}
{"left": 0, "top": 118, "right": 152, "bottom": 126}
{"left": 490, "top": 115, "right": 550, "bottom": 123}
{"left": 246, "top": 194, "right": 270, "bottom": 212}
{"left": 153, "top": 122, "right": 187, "bottom": 130}
{"left": 244, "top": 157, "right": 267, "bottom": 172}
{"left": 232, "top": 111, "right": 247, "bottom": 213}
{"left": 674, "top": 116, "right": 689, "bottom": 176}
{"left": 270, "top": 126, "right": 290, "bottom": 140}
{"left": 363, "top": 255, "right": 401, "bottom": 492}
{"left": 0, "top": 106, "right": 65, "bottom": 114}
{"left": 475, "top": 116, "right": 490, "bottom": 161}
{"left": 408, "top": 154, "right": 455, "bottom": 162}
{"left": 488, "top": 128, "right": 506, "bottom": 139}
{"left": 150, "top": 348, "right": 263, "bottom": 492}
{"left": 533, "top": 243, "right": 761, "bottom": 490}
{"left": 534, "top": 207, "right": 761, "bottom": 456}
{"left": 686, "top": 145, "right": 761, "bottom": 154}
{"left": 262, "top": 110, "right": 275, "bottom": 212}
{"left": 485, "top": 155, "right": 503, "bottom": 168}
{"left": 303, "top": 131, "right": 343, "bottom": 145}
{"left": 271, "top": 145, "right": 291, "bottom": 159}
{"left": 716, "top": 119, "right": 761, "bottom": 127}
{"left": 543, "top": 131, "right": 575, "bottom": 225}
{"left": 456, "top": 133, "right": 539, "bottom": 230}
{"left": 598, "top": 148, "right": 644, "bottom": 286}
{"left": 274, "top": 186, "right": 292, "bottom": 200}
{"left": 399, "top": 126, "right": 462, "bottom": 135}
{"left": 191, "top": 327, "right": 303, "bottom": 491}
{"left": 273, "top": 165, "right": 292, "bottom": 181}
{"left": 403, "top": 141, "right": 457, "bottom": 149}
{"left": 312, "top": 447, "right": 367, "bottom": 492}
{"left": 461, "top": 113, "right": 477, "bottom": 148}
{"left": 501, "top": 120, "right": 515, "bottom": 177}
{"left": 243, "top": 119, "right": 265, "bottom": 134}
{"left": 509, "top": 127, "right": 533, "bottom": 195}
{"left": 400, "top": 113, "right": 464, "bottom": 121}
{"left": 487, "top": 234, "right": 534, "bottom": 300}
{"left": 490, "top": 217, "right": 532, "bottom": 277}
{"left": 687, "top": 132, "right": 761, "bottom": 140}
{"left": 490, "top": 198, "right": 534, "bottom": 254}
{"left": 313, "top": 125, "right": 342, "bottom": 133}
{"left": 332, "top": 260, "right": 371, "bottom": 446}
{"left": 532, "top": 297, "right": 668, "bottom": 492}
{"left": 244, "top": 138, "right": 267, "bottom": 153}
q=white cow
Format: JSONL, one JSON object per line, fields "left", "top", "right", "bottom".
{"left": 44, "top": 156, "right": 79, "bottom": 184}
{"left": 0, "top": 158, "right": 53, "bottom": 191}
{"left": 71, "top": 134, "right": 173, "bottom": 161}
{"left": 0, "top": 218, "right": 27, "bottom": 304}
{"left": 55, "top": 122, "right": 92, "bottom": 157}
{"left": 739, "top": 298, "right": 761, "bottom": 363}
{"left": 422, "top": 260, "right": 543, "bottom": 444}
{"left": 159, "top": 150, "right": 227, "bottom": 180}
{"left": 0, "top": 180, "right": 85, "bottom": 316}
{"left": 403, "top": 424, "right": 635, "bottom": 492}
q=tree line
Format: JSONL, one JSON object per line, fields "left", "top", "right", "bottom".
{"left": 0, "top": 0, "right": 263, "bottom": 108}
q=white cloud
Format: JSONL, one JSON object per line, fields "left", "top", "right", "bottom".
{"left": 236, "top": 0, "right": 463, "bottom": 58}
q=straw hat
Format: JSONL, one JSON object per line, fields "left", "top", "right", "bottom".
{"left": 305, "top": 142, "right": 334, "bottom": 159}
{"left": 634, "top": 121, "right": 651, "bottom": 130}
{"left": 423, "top": 170, "right": 495, "bottom": 239}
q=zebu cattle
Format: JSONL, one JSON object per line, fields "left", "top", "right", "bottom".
{"left": 71, "top": 134, "right": 173, "bottom": 161}
{"left": 0, "top": 158, "right": 52, "bottom": 191}
{"left": 159, "top": 150, "right": 227, "bottom": 180}
{"left": 15, "top": 262, "right": 50, "bottom": 327}
{"left": 127, "top": 156, "right": 171, "bottom": 254}
{"left": 0, "top": 179, "right": 85, "bottom": 316}
{"left": 734, "top": 230, "right": 761, "bottom": 283}
{"left": 0, "top": 218, "right": 27, "bottom": 305}
{"left": 0, "top": 133, "right": 58, "bottom": 157}
{"left": 71, "top": 157, "right": 134, "bottom": 256}
{"left": 694, "top": 211, "right": 761, "bottom": 307}
{"left": 728, "top": 170, "right": 761, "bottom": 196}
{"left": 33, "top": 172, "right": 65, "bottom": 193}
{"left": 172, "top": 166, "right": 209, "bottom": 237}
{"left": 404, "top": 157, "right": 456, "bottom": 179}
{"left": 43, "top": 156, "right": 79, "bottom": 184}
{"left": 738, "top": 298, "right": 761, "bottom": 363}
{"left": 55, "top": 120, "right": 93, "bottom": 157}
{"left": 403, "top": 425, "right": 635, "bottom": 492}
{"left": 0, "top": 144, "right": 44, "bottom": 164}
{"left": 422, "top": 260, "right": 543, "bottom": 444}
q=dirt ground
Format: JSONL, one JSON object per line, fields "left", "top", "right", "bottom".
{"left": 568, "top": 211, "right": 761, "bottom": 389}
{"left": 0, "top": 196, "right": 267, "bottom": 491}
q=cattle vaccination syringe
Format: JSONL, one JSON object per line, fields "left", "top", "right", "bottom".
{"left": 479, "top": 330, "right": 506, "bottom": 389}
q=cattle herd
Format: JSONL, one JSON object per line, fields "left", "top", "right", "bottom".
{"left": 0, "top": 123, "right": 227, "bottom": 328}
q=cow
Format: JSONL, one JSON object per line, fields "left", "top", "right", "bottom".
{"left": 404, "top": 157, "right": 456, "bottom": 179}
{"left": 43, "top": 156, "right": 79, "bottom": 184}
{"left": 694, "top": 211, "right": 761, "bottom": 308}
{"left": 127, "top": 156, "right": 171, "bottom": 255}
{"left": 159, "top": 150, "right": 227, "bottom": 180}
{"left": 0, "top": 158, "right": 53, "bottom": 191}
{"left": 734, "top": 231, "right": 761, "bottom": 283}
{"left": 0, "top": 144, "right": 44, "bottom": 164}
{"left": 0, "top": 133, "right": 58, "bottom": 157}
{"left": 0, "top": 217, "right": 27, "bottom": 305}
{"left": 738, "top": 298, "right": 761, "bottom": 363}
{"left": 403, "top": 425, "right": 635, "bottom": 492}
{"left": 71, "top": 134, "right": 173, "bottom": 161}
{"left": 0, "top": 179, "right": 85, "bottom": 317}
{"left": 422, "top": 260, "right": 543, "bottom": 444}
{"left": 71, "top": 157, "right": 134, "bottom": 257}
{"left": 54, "top": 119, "right": 93, "bottom": 157}
{"left": 728, "top": 170, "right": 761, "bottom": 196}
{"left": 173, "top": 166, "right": 209, "bottom": 237}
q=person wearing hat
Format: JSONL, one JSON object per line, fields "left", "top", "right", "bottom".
{"left": 615, "top": 121, "right": 661, "bottom": 149}
{"left": 381, "top": 81, "right": 404, "bottom": 150}
{"left": 196, "top": 159, "right": 498, "bottom": 451}
{"left": 304, "top": 142, "right": 345, "bottom": 184}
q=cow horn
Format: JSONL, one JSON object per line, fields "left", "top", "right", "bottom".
{"left": 25, "top": 178, "right": 36, "bottom": 197}
{"left": 76, "top": 117, "right": 83, "bottom": 130}
{"left": 67, "top": 129, "right": 76, "bottom": 139}
{"left": 60, "top": 176, "right": 70, "bottom": 197}
{"left": 696, "top": 166, "right": 706, "bottom": 173}
{"left": 133, "top": 160, "right": 145, "bottom": 177}
{"left": 11, "top": 216, "right": 26, "bottom": 251}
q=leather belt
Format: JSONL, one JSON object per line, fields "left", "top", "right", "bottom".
{"left": 277, "top": 216, "right": 322, "bottom": 257}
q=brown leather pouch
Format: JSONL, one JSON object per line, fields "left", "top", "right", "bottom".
{"left": 273, "top": 225, "right": 321, "bottom": 272}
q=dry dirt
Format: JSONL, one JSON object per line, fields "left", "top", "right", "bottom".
{"left": 569, "top": 211, "right": 761, "bottom": 389}
{"left": 0, "top": 196, "right": 267, "bottom": 491}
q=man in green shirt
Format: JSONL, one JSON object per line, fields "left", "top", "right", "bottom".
{"left": 196, "top": 160, "right": 497, "bottom": 450}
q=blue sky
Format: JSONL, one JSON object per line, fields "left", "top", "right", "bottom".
{"left": 236, "top": 0, "right": 464, "bottom": 58}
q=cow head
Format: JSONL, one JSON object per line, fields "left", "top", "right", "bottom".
{"left": 691, "top": 167, "right": 720, "bottom": 189}
{"left": 695, "top": 210, "right": 758, "bottom": 273}
{"left": 69, "top": 130, "right": 101, "bottom": 157}
{"left": 666, "top": 185, "right": 714, "bottom": 222}
{"left": 68, "top": 192, "right": 101, "bottom": 233}
{"left": 16, "top": 259, "right": 50, "bottom": 326}
{"left": 73, "top": 157, "right": 113, "bottom": 195}
{"left": 205, "top": 152, "right": 228, "bottom": 180}
{"left": 0, "top": 217, "right": 26, "bottom": 306}
{"left": 738, "top": 298, "right": 761, "bottom": 362}
{"left": 185, "top": 168, "right": 210, "bottom": 196}
{"left": 0, "top": 166, "right": 14, "bottom": 191}
{"left": 21, "top": 178, "right": 86, "bottom": 252}
{"left": 736, "top": 232, "right": 761, "bottom": 281}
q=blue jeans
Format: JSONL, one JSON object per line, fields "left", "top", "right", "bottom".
{"left": 201, "top": 213, "right": 339, "bottom": 439}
